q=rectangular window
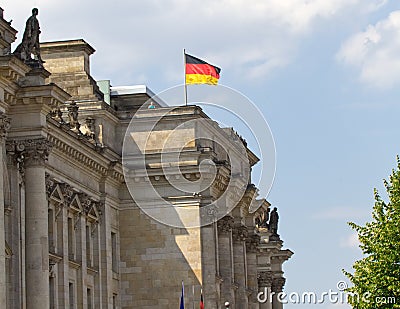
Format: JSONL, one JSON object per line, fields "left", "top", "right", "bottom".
{"left": 111, "top": 232, "right": 117, "bottom": 273}
{"left": 87, "top": 288, "right": 92, "bottom": 309}
{"left": 86, "top": 225, "right": 92, "bottom": 267}
{"left": 112, "top": 294, "right": 117, "bottom": 309}
{"left": 68, "top": 217, "right": 74, "bottom": 260}
{"left": 69, "top": 282, "right": 75, "bottom": 309}
{"left": 49, "top": 276, "right": 55, "bottom": 309}
{"left": 48, "top": 208, "right": 55, "bottom": 252}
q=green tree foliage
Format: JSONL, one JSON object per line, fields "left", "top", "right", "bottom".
{"left": 344, "top": 158, "right": 400, "bottom": 308}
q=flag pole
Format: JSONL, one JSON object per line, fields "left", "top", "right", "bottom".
{"left": 183, "top": 48, "right": 188, "bottom": 106}
{"left": 192, "top": 285, "right": 195, "bottom": 309}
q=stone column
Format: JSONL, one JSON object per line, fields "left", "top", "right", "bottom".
{"left": 0, "top": 113, "right": 11, "bottom": 309}
{"left": 246, "top": 234, "right": 260, "bottom": 309}
{"left": 271, "top": 277, "right": 286, "bottom": 309}
{"left": 19, "top": 138, "right": 52, "bottom": 309}
{"left": 217, "top": 216, "right": 235, "bottom": 307}
{"left": 258, "top": 271, "right": 273, "bottom": 309}
{"left": 232, "top": 226, "right": 248, "bottom": 308}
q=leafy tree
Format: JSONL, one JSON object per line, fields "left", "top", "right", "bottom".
{"left": 344, "top": 157, "right": 400, "bottom": 309}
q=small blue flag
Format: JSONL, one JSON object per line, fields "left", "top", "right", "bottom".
{"left": 180, "top": 281, "right": 184, "bottom": 309}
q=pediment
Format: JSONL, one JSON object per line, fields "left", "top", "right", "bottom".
{"left": 69, "top": 194, "right": 83, "bottom": 213}
{"left": 87, "top": 203, "right": 100, "bottom": 222}
{"left": 49, "top": 184, "right": 64, "bottom": 204}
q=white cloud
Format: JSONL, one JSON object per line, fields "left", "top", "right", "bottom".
{"left": 340, "top": 232, "right": 360, "bottom": 249}
{"left": 2, "top": 0, "right": 388, "bottom": 85}
{"left": 337, "top": 10, "right": 400, "bottom": 89}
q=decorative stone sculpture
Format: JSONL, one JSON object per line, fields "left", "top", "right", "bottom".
{"left": 13, "top": 8, "right": 44, "bottom": 65}
{"left": 269, "top": 207, "right": 279, "bottom": 236}
{"left": 49, "top": 107, "right": 64, "bottom": 123}
{"left": 67, "top": 102, "right": 80, "bottom": 133}
{"left": 80, "top": 117, "right": 95, "bottom": 140}
{"left": 260, "top": 208, "right": 270, "bottom": 228}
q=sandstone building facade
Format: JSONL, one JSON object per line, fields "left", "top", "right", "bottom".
{"left": 0, "top": 8, "right": 292, "bottom": 309}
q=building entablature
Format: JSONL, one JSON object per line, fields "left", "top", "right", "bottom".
{"left": 47, "top": 122, "right": 124, "bottom": 185}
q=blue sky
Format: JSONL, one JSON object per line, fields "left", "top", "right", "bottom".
{"left": 5, "top": 1, "right": 400, "bottom": 308}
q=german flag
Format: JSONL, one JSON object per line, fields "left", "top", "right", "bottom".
{"left": 185, "top": 53, "right": 221, "bottom": 85}
{"left": 200, "top": 294, "right": 204, "bottom": 309}
{"left": 200, "top": 289, "right": 204, "bottom": 309}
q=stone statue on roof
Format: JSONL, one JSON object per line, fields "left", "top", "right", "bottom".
{"left": 269, "top": 207, "right": 279, "bottom": 236}
{"left": 13, "top": 8, "right": 44, "bottom": 65}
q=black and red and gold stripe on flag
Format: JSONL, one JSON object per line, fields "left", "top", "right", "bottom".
{"left": 200, "top": 291, "right": 204, "bottom": 309}
{"left": 185, "top": 53, "right": 221, "bottom": 85}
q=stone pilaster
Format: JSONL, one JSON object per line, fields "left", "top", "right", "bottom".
{"left": 271, "top": 277, "right": 286, "bottom": 309}
{"left": 258, "top": 271, "right": 273, "bottom": 309}
{"left": 232, "top": 225, "right": 248, "bottom": 308}
{"left": 9, "top": 138, "right": 53, "bottom": 309}
{"left": 217, "top": 216, "right": 235, "bottom": 307}
{"left": 0, "top": 112, "right": 10, "bottom": 309}
{"left": 246, "top": 234, "right": 260, "bottom": 309}
{"left": 201, "top": 222, "right": 219, "bottom": 308}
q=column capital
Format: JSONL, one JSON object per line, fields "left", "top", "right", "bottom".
{"left": 272, "top": 277, "right": 286, "bottom": 292}
{"left": 232, "top": 225, "right": 248, "bottom": 242}
{"left": 6, "top": 138, "right": 53, "bottom": 167}
{"left": 217, "top": 215, "right": 234, "bottom": 234}
{"left": 0, "top": 112, "right": 11, "bottom": 139}
{"left": 257, "top": 271, "right": 273, "bottom": 287}
{"left": 246, "top": 234, "right": 260, "bottom": 253}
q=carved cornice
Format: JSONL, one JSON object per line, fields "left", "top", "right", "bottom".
{"left": 257, "top": 271, "right": 273, "bottom": 287}
{"left": 48, "top": 134, "right": 124, "bottom": 183}
{"left": 0, "top": 55, "right": 30, "bottom": 83}
{"left": 4, "top": 91, "right": 16, "bottom": 105}
{"left": 0, "top": 111, "right": 11, "bottom": 138}
{"left": 217, "top": 216, "right": 234, "bottom": 234}
{"left": 49, "top": 134, "right": 108, "bottom": 176}
{"left": 271, "top": 277, "right": 286, "bottom": 292}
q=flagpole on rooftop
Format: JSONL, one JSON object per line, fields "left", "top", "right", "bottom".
{"left": 183, "top": 48, "right": 188, "bottom": 106}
